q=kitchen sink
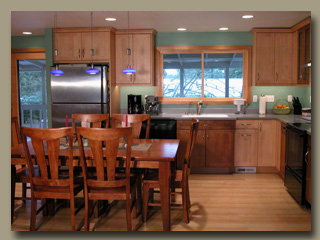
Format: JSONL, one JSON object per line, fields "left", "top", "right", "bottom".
{"left": 181, "top": 114, "right": 229, "bottom": 118}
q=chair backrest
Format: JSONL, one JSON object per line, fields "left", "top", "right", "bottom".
{"left": 184, "top": 118, "right": 199, "bottom": 168}
{"left": 77, "top": 127, "right": 132, "bottom": 189}
{"left": 111, "top": 114, "right": 150, "bottom": 139}
{"left": 71, "top": 114, "right": 110, "bottom": 135}
{"left": 11, "top": 117, "right": 22, "bottom": 147}
{"left": 20, "top": 127, "right": 74, "bottom": 188}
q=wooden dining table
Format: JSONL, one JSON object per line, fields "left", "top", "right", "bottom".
{"left": 11, "top": 138, "right": 179, "bottom": 231}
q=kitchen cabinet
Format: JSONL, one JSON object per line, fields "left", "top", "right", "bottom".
{"left": 280, "top": 123, "right": 287, "bottom": 179}
{"left": 115, "top": 30, "right": 156, "bottom": 86}
{"left": 234, "top": 120, "right": 280, "bottom": 171}
{"left": 297, "top": 23, "right": 311, "bottom": 84}
{"left": 252, "top": 30, "right": 296, "bottom": 85}
{"left": 305, "top": 135, "right": 311, "bottom": 205}
{"left": 53, "top": 28, "right": 115, "bottom": 63}
{"left": 177, "top": 120, "right": 235, "bottom": 173}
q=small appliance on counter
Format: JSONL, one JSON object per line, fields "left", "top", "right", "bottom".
{"left": 233, "top": 99, "right": 247, "bottom": 114}
{"left": 145, "top": 95, "right": 160, "bottom": 115}
{"left": 128, "top": 94, "right": 143, "bottom": 114}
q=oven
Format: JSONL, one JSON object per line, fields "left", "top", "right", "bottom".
{"left": 284, "top": 124, "right": 308, "bottom": 205}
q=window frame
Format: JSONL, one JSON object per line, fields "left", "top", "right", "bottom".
{"left": 155, "top": 46, "right": 252, "bottom": 105}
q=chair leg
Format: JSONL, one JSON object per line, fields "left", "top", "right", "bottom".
{"left": 84, "top": 198, "right": 90, "bottom": 231}
{"left": 22, "top": 183, "right": 27, "bottom": 203}
{"left": 142, "top": 183, "right": 149, "bottom": 222}
{"left": 126, "top": 199, "right": 132, "bottom": 231}
{"left": 11, "top": 166, "right": 16, "bottom": 224}
{"left": 136, "top": 176, "right": 142, "bottom": 214}
{"left": 70, "top": 196, "right": 75, "bottom": 231}
{"left": 182, "top": 181, "right": 190, "bottom": 224}
{"left": 171, "top": 186, "right": 176, "bottom": 202}
{"left": 30, "top": 198, "right": 37, "bottom": 231}
{"left": 186, "top": 178, "right": 191, "bottom": 209}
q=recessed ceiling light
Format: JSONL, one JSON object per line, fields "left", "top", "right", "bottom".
{"left": 105, "top": 18, "right": 116, "bottom": 21}
{"left": 242, "top": 15, "right": 254, "bottom": 19}
{"left": 177, "top": 28, "right": 187, "bottom": 31}
{"left": 219, "top": 27, "right": 229, "bottom": 31}
{"left": 22, "top": 32, "right": 32, "bottom": 35}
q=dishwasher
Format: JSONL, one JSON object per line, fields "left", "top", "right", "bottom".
{"left": 140, "top": 118, "right": 177, "bottom": 139}
{"left": 284, "top": 123, "right": 308, "bottom": 206}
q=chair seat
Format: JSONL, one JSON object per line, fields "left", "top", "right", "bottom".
{"left": 142, "top": 170, "right": 184, "bottom": 184}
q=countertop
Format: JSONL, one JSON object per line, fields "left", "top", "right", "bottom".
{"left": 150, "top": 112, "right": 311, "bottom": 135}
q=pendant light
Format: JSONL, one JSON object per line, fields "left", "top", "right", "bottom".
{"left": 122, "top": 11, "right": 136, "bottom": 75}
{"left": 86, "top": 12, "right": 100, "bottom": 75}
{"left": 51, "top": 11, "right": 64, "bottom": 76}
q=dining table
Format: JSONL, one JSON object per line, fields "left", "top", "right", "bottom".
{"left": 11, "top": 138, "right": 180, "bottom": 231}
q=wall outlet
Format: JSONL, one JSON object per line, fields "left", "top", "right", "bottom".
{"left": 265, "top": 95, "right": 274, "bottom": 102}
{"left": 253, "top": 95, "right": 258, "bottom": 102}
{"left": 288, "top": 95, "right": 292, "bottom": 102}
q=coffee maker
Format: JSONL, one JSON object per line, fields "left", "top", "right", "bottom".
{"left": 128, "top": 94, "right": 143, "bottom": 114}
{"left": 145, "top": 95, "right": 160, "bottom": 115}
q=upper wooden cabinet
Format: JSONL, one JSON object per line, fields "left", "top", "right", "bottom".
{"left": 252, "top": 30, "right": 296, "bottom": 85}
{"left": 53, "top": 28, "right": 115, "bottom": 63}
{"left": 115, "top": 30, "right": 156, "bottom": 86}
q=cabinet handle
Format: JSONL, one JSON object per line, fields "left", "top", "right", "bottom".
{"left": 203, "top": 132, "right": 205, "bottom": 139}
{"left": 241, "top": 123, "right": 251, "bottom": 126}
{"left": 133, "top": 74, "right": 136, "bottom": 82}
{"left": 259, "top": 122, "right": 262, "bottom": 132}
{"left": 54, "top": 49, "right": 58, "bottom": 56}
{"left": 130, "top": 75, "right": 133, "bottom": 82}
{"left": 90, "top": 49, "right": 94, "bottom": 56}
{"left": 241, "top": 134, "right": 251, "bottom": 137}
{"left": 207, "top": 133, "right": 209, "bottom": 138}
{"left": 202, "top": 124, "right": 208, "bottom": 126}
{"left": 78, "top": 49, "right": 81, "bottom": 59}
{"left": 82, "top": 49, "right": 85, "bottom": 58}
{"left": 257, "top": 73, "right": 260, "bottom": 81}
{"left": 276, "top": 72, "right": 278, "bottom": 82}
{"left": 305, "top": 151, "right": 309, "bottom": 165}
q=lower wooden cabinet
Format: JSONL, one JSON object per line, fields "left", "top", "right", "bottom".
{"left": 177, "top": 120, "right": 235, "bottom": 173}
{"left": 305, "top": 135, "right": 311, "bottom": 205}
{"left": 234, "top": 120, "right": 281, "bottom": 171}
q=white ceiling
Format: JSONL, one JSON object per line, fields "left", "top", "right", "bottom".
{"left": 11, "top": 11, "right": 311, "bottom": 36}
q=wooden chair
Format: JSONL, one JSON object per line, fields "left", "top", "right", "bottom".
{"left": 142, "top": 118, "right": 199, "bottom": 223}
{"left": 111, "top": 114, "right": 150, "bottom": 139}
{"left": 71, "top": 113, "right": 110, "bottom": 136}
{"left": 11, "top": 116, "right": 35, "bottom": 223}
{"left": 20, "top": 126, "right": 84, "bottom": 231}
{"left": 77, "top": 127, "right": 138, "bottom": 231}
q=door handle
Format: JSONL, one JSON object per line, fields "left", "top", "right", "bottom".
{"left": 305, "top": 150, "right": 309, "bottom": 165}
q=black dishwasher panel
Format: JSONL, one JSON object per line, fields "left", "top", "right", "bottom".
{"left": 140, "top": 119, "right": 177, "bottom": 139}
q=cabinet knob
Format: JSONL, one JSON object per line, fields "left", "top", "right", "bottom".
{"left": 54, "top": 49, "right": 58, "bottom": 56}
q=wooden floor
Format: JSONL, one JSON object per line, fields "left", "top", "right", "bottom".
{"left": 11, "top": 173, "right": 311, "bottom": 231}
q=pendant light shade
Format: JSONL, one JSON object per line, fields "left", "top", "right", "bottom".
{"left": 86, "top": 63, "right": 100, "bottom": 74}
{"left": 51, "top": 65, "right": 64, "bottom": 76}
{"left": 86, "top": 12, "right": 100, "bottom": 75}
{"left": 123, "top": 11, "right": 136, "bottom": 75}
{"left": 51, "top": 12, "right": 64, "bottom": 76}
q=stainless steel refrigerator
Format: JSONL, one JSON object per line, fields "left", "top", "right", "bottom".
{"left": 51, "top": 64, "right": 109, "bottom": 128}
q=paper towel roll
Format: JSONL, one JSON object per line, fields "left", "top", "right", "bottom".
{"left": 259, "top": 95, "right": 266, "bottom": 115}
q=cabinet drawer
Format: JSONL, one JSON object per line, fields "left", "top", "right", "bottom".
{"left": 236, "top": 120, "right": 259, "bottom": 129}
{"left": 177, "top": 120, "right": 235, "bottom": 130}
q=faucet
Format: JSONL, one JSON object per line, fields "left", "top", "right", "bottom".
{"left": 196, "top": 100, "right": 203, "bottom": 115}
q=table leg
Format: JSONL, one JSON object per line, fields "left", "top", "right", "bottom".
{"left": 159, "top": 161, "right": 171, "bottom": 231}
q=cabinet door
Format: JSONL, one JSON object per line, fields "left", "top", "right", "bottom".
{"left": 234, "top": 129, "right": 258, "bottom": 167}
{"left": 255, "top": 33, "right": 275, "bottom": 84}
{"left": 115, "top": 34, "right": 133, "bottom": 84}
{"left": 206, "top": 130, "right": 234, "bottom": 168}
{"left": 305, "top": 135, "right": 311, "bottom": 204}
{"left": 177, "top": 129, "right": 205, "bottom": 170}
{"left": 132, "top": 34, "right": 153, "bottom": 84}
{"left": 275, "top": 33, "right": 293, "bottom": 84}
{"left": 82, "top": 31, "right": 110, "bottom": 62}
{"left": 257, "top": 120, "right": 278, "bottom": 167}
{"left": 54, "top": 32, "right": 82, "bottom": 62}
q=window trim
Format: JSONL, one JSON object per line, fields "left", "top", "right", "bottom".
{"left": 155, "top": 46, "right": 252, "bottom": 105}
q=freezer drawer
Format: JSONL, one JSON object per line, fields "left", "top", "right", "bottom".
{"left": 52, "top": 104, "right": 105, "bottom": 128}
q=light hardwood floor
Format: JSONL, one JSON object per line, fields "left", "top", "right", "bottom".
{"left": 11, "top": 173, "right": 311, "bottom": 231}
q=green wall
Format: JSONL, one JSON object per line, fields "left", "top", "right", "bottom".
{"left": 11, "top": 35, "right": 46, "bottom": 49}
